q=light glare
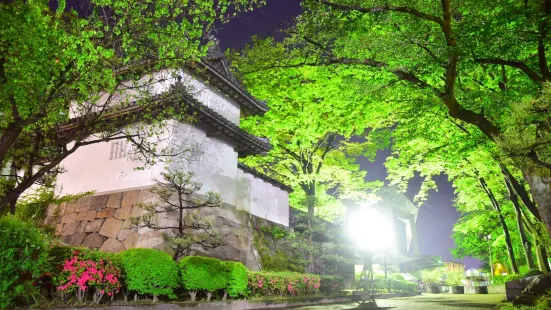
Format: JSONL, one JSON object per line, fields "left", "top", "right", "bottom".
{"left": 348, "top": 207, "right": 394, "bottom": 253}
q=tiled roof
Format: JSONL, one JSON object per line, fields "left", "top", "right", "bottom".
{"left": 56, "top": 88, "right": 271, "bottom": 156}
{"left": 192, "top": 36, "right": 269, "bottom": 116}
{"left": 181, "top": 92, "right": 271, "bottom": 156}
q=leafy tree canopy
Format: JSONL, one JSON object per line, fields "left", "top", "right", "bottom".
{"left": 0, "top": 0, "right": 262, "bottom": 212}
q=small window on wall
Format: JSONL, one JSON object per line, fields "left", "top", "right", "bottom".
{"left": 109, "top": 141, "right": 126, "bottom": 160}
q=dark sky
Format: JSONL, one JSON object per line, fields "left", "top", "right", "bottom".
{"left": 217, "top": 0, "right": 482, "bottom": 269}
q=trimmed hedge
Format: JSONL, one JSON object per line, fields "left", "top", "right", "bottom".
{"left": 0, "top": 216, "right": 50, "bottom": 309}
{"left": 1, "top": 216, "right": 349, "bottom": 307}
{"left": 522, "top": 269, "right": 543, "bottom": 278}
{"left": 225, "top": 261, "right": 248, "bottom": 298}
{"left": 372, "top": 278, "right": 418, "bottom": 293}
{"left": 117, "top": 248, "right": 179, "bottom": 300}
{"left": 179, "top": 256, "right": 228, "bottom": 301}
{"left": 248, "top": 271, "right": 321, "bottom": 297}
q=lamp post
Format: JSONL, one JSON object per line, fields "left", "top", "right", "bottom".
{"left": 348, "top": 206, "right": 394, "bottom": 307}
{"left": 483, "top": 235, "right": 494, "bottom": 284}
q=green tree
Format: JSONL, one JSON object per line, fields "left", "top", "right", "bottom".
{"left": 384, "top": 115, "right": 538, "bottom": 273}
{"left": 231, "top": 57, "right": 387, "bottom": 271}
{"left": 134, "top": 170, "right": 224, "bottom": 260}
{"left": 0, "top": 0, "right": 261, "bottom": 214}
{"left": 420, "top": 268, "right": 443, "bottom": 286}
{"left": 230, "top": 0, "right": 551, "bottom": 238}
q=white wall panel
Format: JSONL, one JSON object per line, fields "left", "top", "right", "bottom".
{"left": 236, "top": 168, "right": 289, "bottom": 226}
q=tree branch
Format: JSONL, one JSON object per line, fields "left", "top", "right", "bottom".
{"left": 474, "top": 58, "right": 544, "bottom": 82}
{"left": 319, "top": 0, "right": 445, "bottom": 28}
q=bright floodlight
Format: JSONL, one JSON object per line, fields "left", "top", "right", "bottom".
{"left": 348, "top": 207, "right": 394, "bottom": 253}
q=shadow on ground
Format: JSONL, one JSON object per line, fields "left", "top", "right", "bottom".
{"left": 409, "top": 298, "right": 496, "bottom": 308}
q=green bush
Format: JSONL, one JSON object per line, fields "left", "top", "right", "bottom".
{"left": 15, "top": 188, "right": 92, "bottom": 227}
{"left": 117, "top": 248, "right": 179, "bottom": 300}
{"left": 179, "top": 256, "right": 228, "bottom": 301}
{"left": 492, "top": 275, "right": 507, "bottom": 285}
{"left": 390, "top": 274, "right": 405, "bottom": 281}
{"left": 420, "top": 268, "right": 443, "bottom": 285}
{"left": 504, "top": 274, "right": 522, "bottom": 283}
{"left": 225, "top": 261, "right": 248, "bottom": 298}
{"left": 445, "top": 269, "right": 465, "bottom": 286}
{"left": 319, "top": 276, "right": 344, "bottom": 295}
{"left": 497, "top": 269, "right": 542, "bottom": 285}
{"left": 0, "top": 216, "right": 50, "bottom": 308}
{"left": 522, "top": 269, "right": 543, "bottom": 278}
{"left": 371, "top": 278, "right": 418, "bottom": 293}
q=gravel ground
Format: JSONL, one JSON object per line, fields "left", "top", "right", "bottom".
{"left": 291, "top": 294, "right": 506, "bottom": 310}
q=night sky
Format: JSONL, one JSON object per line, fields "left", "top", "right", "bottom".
{"left": 216, "top": 0, "right": 482, "bottom": 269}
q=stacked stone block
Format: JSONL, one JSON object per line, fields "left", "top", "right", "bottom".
{"left": 45, "top": 189, "right": 149, "bottom": 252}
{"left": 45, "top": 188, "right": 260, "bottom": 269}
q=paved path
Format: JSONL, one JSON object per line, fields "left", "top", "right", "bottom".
{"left": 291, "top": 294, "right": 506, "bottom": 310}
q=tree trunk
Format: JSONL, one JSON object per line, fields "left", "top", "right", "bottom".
{"left": 523, "top": 217, "right": 550, "bottom": 274}
{"left": 307, "top": 202, "right": 315, "bottom": 273}
{"left": 6, "top": 162, "right": 17, "bottom": 215}
{"left": 0, "top": 122, "right": 24, "bottom": 170}
{"left": 505, "top": 177, "right": 537, "bottom": 269}
{"left": 9, "top": 198, "right": 16, "bottom": 215}
{"left": 541, "top": 247, "right": 551, "bottom": 273}
{"left": 0, "top": 148, "right": 73, "bottom": 213}
{"left": 303, "top": 182, "right": 316, "bottom": 274}
{"left": 497, "top": 207, "right": 520, "bottom": 274}
{"left": 500, "top": 163, "right": 541, "bottom": 220}
{"left": 535, "top": 241, "right": 551, "bottom": 273}
{"left": 479, "top": 177, "right": 520, "bottom": 274}
{"left": 523, "top": 170, "right": 551, "bottom": 238}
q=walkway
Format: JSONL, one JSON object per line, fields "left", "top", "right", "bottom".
{"left": 291, "top": 294, "right": 505, "bottom": 310}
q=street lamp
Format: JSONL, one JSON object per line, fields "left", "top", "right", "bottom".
{"left": 348, "top": 207, "right": 394, "bottom": 305}
{"left": 348, "top": 207, "right": 394, "bottom": 253}
{"left": 483, "top": 234, "right": 494, "bottom": 284}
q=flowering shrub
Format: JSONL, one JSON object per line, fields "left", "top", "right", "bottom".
{"left": 319, "top": 276, "right": 344, "bottom": 295}
{"left": 56, "top": 249, "right": 121, "bottom": 303}
{"left": 248, "top": 271, "right": 320, "bottom": 297}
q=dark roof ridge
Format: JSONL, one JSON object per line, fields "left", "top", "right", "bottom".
{"left": 194, "top": 36, "right": 268, "bottom": 116}
{"left": 181, "top": 91, "right": 271, "bottom": 155}
{"left": 56, "top": 87, "right": 271, "bottom": 156}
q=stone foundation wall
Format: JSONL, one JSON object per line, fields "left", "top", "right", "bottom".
{"left": 45, "top": 188, "right": 260, "bottom": 269}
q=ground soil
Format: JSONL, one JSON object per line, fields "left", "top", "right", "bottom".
{"left": 292, "top": 294, "right": 505, "bottom": 310}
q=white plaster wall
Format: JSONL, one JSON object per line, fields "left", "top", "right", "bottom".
{"left": 56, "top": 122, "right": 175, "bottom": 196}
{"left": 236, "top": 168, "right": 289, "bottom": 227}
{"left": 56, "top": 68, "right": 289, "bottom": 225}
{"left": 56, "top": 121, "right": 290, "bottom": 226}
{"left": 168, "top": 121, "right": 239, "bottom": 205}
